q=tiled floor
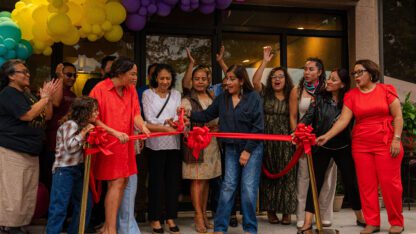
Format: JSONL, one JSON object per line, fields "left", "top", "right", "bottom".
{"left": 26, "top": 207, "right": 416, "bottom": 234}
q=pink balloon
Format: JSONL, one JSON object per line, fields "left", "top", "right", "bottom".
{"left": 199, "top": 3, "right": 215, "bottom": 14}
{"left": 126, "top": 14, "right": 147, "bottom": 31}
{"left": 157, "top": 2, "right": 172, "bottom": 16}
{"left": 216, "top": 0, "right": 232, "bottom": 9}
{"left": 122, "top": 0, "right": 141, "bottom": 13}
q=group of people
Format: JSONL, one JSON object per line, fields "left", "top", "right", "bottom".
{"left": 0, "top": 44, "right": 405, "bottom": 234}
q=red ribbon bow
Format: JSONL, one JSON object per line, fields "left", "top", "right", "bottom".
{"left": 85, "top": 126, "right": 115, "bottom": 156}
{"left": 185, "top": 126, "right": 212, "bottom": 160}
{"left": 292, "top": 123, "right": 316, "bottom": 154}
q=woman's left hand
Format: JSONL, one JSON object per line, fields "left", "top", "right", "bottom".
{"left": 239, "top": 150, "right": 251, "bottom": 167}
{"left": 390, "top": 139, "right": 401, "bottom": 157}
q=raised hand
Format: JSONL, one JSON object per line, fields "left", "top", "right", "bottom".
{"left": 55, "top": 63, "right": 65, "bottom": 79}
{"left": 263, "top": 46, "right": 274, "bottom": 63}
{"left": 216, "top": 45, "right": 225, "bottom": 62}
{"left": 186, "top": 48, "right": 196, "bottom": 64}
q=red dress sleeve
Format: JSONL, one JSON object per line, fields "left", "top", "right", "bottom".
{"left": 385, "top": 84, "right": 399, "bottom": 105}
{"left": 89, "top": 85, "right": 102, "bottom": 120}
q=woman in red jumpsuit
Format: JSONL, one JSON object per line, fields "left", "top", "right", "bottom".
{"left": 317, "top": 59, "right": 404, "bottom": 234}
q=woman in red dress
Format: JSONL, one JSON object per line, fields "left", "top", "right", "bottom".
{"left": 317, "top": 59, "right": 404, "bottom": 234}
{"left": 90, "top": 57, "right": 150, "bottom": 234}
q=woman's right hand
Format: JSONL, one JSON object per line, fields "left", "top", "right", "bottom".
{"left": 186, "top": 48, "right": 195, "bottom": 64}
{"left": 315, "top": 134, "right": 330, "bottom": 146}
{"left": 113, "top": 131, "right": 129, "bottom": 144}
{"left": 216, "top": 45, "right": 225, "bottom": 62}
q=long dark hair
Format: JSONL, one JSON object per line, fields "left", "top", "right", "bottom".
{"left": 298, "top": 57, "right": 326, "bottom": 96}
{"left": 264, "top": 67, "right": 294, "bottom": 104}
{"left": 150, "top": 63, "right": 177, "bottom": 89}
{"left": 322, "top": 68, "right": 350, "bottom": 108}
{"left": 226, "top": 64, "right": 254, "bottom": 93}
{"left": 0, "top": 59, "right": 26, "bottom": 91}
{"left": 60, "top": 96, "right": 98, "bottom": 131}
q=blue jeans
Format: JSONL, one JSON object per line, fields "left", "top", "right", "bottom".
{"left": 214, "top": 143, "right": 263, "bottom": 234}
{"left": 117, "top": 174, "right": 141, "bottom": 234}
{"left": 46, "top": 165, "right": 92, "bottom": 234}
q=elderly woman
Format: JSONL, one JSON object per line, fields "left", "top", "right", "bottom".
{"left": 0, "top": 59, "right": 57, "bottom": 233}
{"left": 142, "top": 64, "right": 182, "bottom": 234}
{"left": 317, "top": 60, "right": 404, "bottom": 234}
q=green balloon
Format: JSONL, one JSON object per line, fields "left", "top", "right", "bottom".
{"left": 20, "top": 40, "right": 32, "bottom": 56}
{"left": 4, "top": 49, "right": 16, "bottom": 59}
{"left": 0, "top": 44, "right": 6, "bottom": 56}
{"left": 16, "top": 43, "right": 30, "bottom": 60}
{"left": 3, "top": 38, "right": 16, "bottom": 49}
{"left": 0, "top": 57, "right": 6, "bottom": 66}
{"left": 0, "top": 21, "right": 21, "bottom": 42}
{"left": 0, "top": 11, "right": 11, "bottom": 18}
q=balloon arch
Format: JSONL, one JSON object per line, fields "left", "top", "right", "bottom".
{"left": 0, "top": 0, "right": 232, "bottom": 65}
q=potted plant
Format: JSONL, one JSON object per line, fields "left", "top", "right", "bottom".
{"left": 333, "top": 175, "right": 344, "bottom": 212}
{"left": 402, "top": 92, "right": 416, "bottom": 156}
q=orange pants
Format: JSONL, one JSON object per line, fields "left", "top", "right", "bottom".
{"left": 352, "top": 146, "right": 404, "bottom": 227}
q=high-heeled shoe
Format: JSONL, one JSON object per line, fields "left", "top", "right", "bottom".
{"left": 297, "top": 225, "right": 312, "bottom": 234}
{"left": 203, "top": 214, "right": 214, "bottom": 229}
{"left": 194, "top": 215, "right": 207, "bottom": 233}
{"left": 281, "top": 214, "right": 291, "bottom": 225}
{"left": 389, "top": 226, "right": 404, "bottom": 234}
{"left": 356, "top": 220, "right": 366, "bottom": 227}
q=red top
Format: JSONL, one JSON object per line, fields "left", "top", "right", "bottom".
{"left": 344, "top": 84, "right": 399, "bottom": 153}
{"left": 90, "top": 78, "right": 140, "bottom": 180}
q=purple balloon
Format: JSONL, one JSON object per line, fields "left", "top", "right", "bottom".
{"left": 163, "top": 0, "right": 179, "bottom": 6}
{"left": 125, "top": 14, "right": 147, "bottom": 31}
{"left": 180, "top": 3, "right": 192, "bottom": 12}
{"left": 201, "top": 0, "right": 215, "bottom": 4}
{"left": 122, "top": 0, "right": 140, "bottom": 13}
{"left": 139, "top": 6, "right": 148, "bottom": 16}
{"left": 190, "top": 0, "right": 198, "bottom": 3}
{"left": 147, "top": 4, "right": 157, "bottom": 15}
{"left": 190, "top": 2, "right": 199, "bottom": 9}
{"left": 216, "top": 0, "right": 232, "bottom": 9}
{"left": 142, "top": 0, "right": 150, "bottom": 6}
{"left": 181, "top": 0, "right": 190, "bottom": 6}
{"left": 157, "top": 2, "right": 172, "bottom": 16}
{"left": 199, "top": 3, "right": 215, "bottom": 14}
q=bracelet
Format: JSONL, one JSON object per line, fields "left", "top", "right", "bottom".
{"left": 393, "top": 135, "right": 401, "bottom": 141}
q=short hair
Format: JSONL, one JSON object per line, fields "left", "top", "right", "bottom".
{"left": 101, "top": 56, "right": 117, "bottom": 70}
{"left": 108, "top": 57, "right": 136, "bottom": 78}
{"left": 354, "top": 59, "right": 380, "bottom": 82}
{"left": 62, "top": 62, "right": 76, "bottom": 71}
{"left": 0, "top": 59, "right": 26, "bottom": 91}
{"left": 150, "top": 64, "right": 176, "bottom": 89}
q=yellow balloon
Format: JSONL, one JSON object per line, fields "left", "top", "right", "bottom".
{"left": 34, "top": 40, "right": 46, "bottom": 50}
{"left": 87, "top": 34, "right": 98, "bottom": 41}
{"left": 43, "top": 47, "right": 53, "bottom": 56}
{"left": 92, "top": 24, "right": 102, "bottom": 34}
{"left": 79, "top": 30, "right": 87, "bottom": 38}
{"left": 47, "top": 13, "right": 71, "bottom": 35}
{"left": 104, "top": 25, "right": 123, "bottom": 42}
{"left": 12, "top": 5, "right": 35, "bottom": 40}
{"left": 61, "top": 27, "right": 80, "bottom": 45}
{"left": 67, "top": 2, "right": 83, "bottom": 26}
{"left": 101, "top": 20, "right": 112, "bottom": 31}
{"left": 33, "top": 5, "right": 49, "bottom": 23}
{"left": 33, "top": 24, "right": 52, "bottom": 42}
{"left": 105, "top": 1, "right": 126, "bottom": 25}
{"left": 15, "top": 2, "right": 26, "bottom": 9}
{"left": 85, "top": 6, "right": 106, "bottom": 24}
{"left": 81, "top": 23, "right": 92, "bottom": 33}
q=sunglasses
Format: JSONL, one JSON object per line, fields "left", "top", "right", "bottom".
{"left": 64, "top": 72, "right": 77, "bottom": 78}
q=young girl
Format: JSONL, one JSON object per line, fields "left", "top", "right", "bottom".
{"left": 46, "top": 96, "right": 98, "bottom": 234}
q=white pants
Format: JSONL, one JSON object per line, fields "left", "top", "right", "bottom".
{"left": 296, "top": 155, "right": 337, "bottom": 227}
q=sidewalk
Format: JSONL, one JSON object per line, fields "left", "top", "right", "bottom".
{"left": 27, "top": 208, "right": 416, "bottom": 234}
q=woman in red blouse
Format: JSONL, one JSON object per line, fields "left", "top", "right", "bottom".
{"left": 317, "top": 60, "right": 404, "bottom": 234}
{"left": 90, "top": 57, "right": 150, "bottom": 234}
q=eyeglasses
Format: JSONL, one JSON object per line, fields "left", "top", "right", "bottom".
{"left": 271, "top": 74, "right": 285, "bottom": 80}
{"left": 14, "top": 70, "right": 30, "bottom": 75}
{"left": 64, "top": 72, "right": 77, "bottom": 78}
{"left": 351, "top": 69, "right": 367, "bottom": 78}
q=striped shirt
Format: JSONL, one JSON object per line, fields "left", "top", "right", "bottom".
{"left": 52, "top": 120, "right": 85, "bottom": 172}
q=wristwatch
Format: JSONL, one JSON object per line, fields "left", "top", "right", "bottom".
{"left": 393, "top": 135, "right": 401, "bottom": 141}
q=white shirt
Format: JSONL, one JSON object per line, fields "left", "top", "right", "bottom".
{"left": 142, "top": 88, "right": 181, "bottom": 150}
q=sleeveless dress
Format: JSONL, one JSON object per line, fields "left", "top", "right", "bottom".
{"left": 182, "top": 97, "right": 221, "bottom": 179}
{"left": 259, "top": 95, "right": 296, "bottom": 213}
